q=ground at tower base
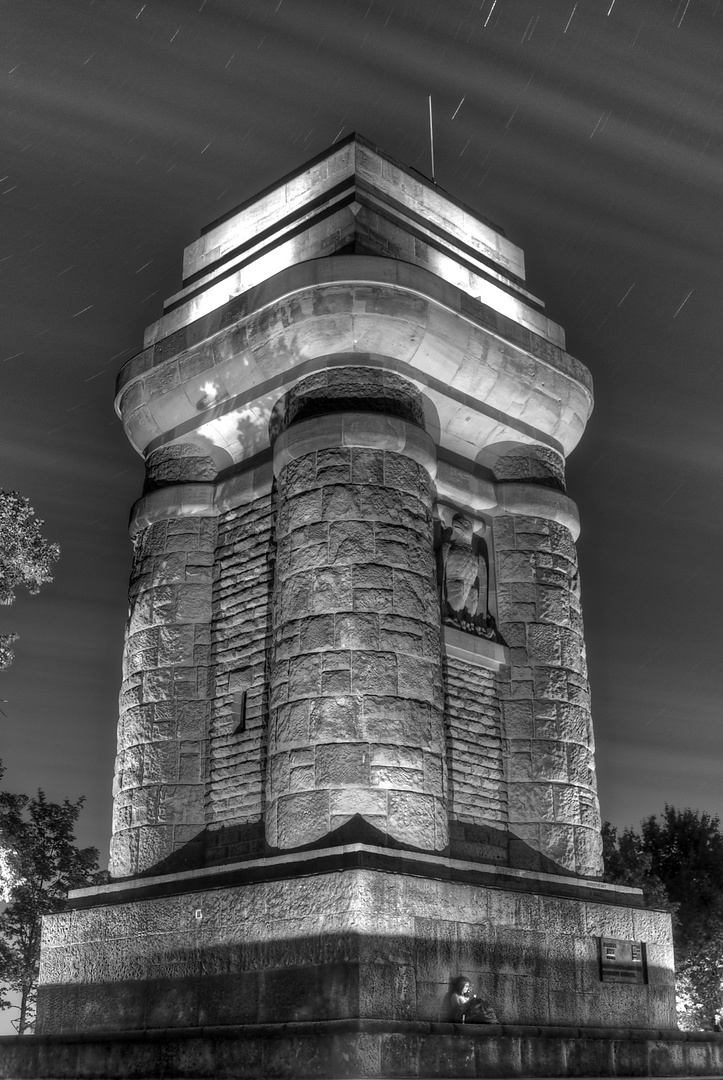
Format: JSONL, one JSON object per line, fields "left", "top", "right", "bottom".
{"left": 2, "top": 135, "right": 722, "bottom": 1078}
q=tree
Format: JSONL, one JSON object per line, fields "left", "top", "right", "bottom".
{"left": 603, "top": 807, "right": 723, "bottom": 1031}
{"left": 643, "top": 807, "right": 723, "bottom": 1031}
{"left": 0, "top": 760, "right": 23, "bottom": 908}
{"left": 0, "top": 489, "right": 59, "bottom": 670}
{"left": 601, "top": 821, "right": 671, "bottom": 909}
{"left": 0, "top": 785, "right": 101, "bottom": 1033}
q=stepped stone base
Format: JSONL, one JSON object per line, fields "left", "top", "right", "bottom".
{"left": 36, "top": 845, "right": 674, "bottom": 1039}
{"left": 3, "top": 1021, "right": 723, "bottom": 1079}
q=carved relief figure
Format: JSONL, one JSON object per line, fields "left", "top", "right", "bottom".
{"left": 439, "top": 513, "right": 496, "bottom": 639}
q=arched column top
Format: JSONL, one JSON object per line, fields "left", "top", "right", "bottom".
{"left": 434, "top": 461, "right": 580, "bottom": 539}
{"left": 273, "top": 412, "right": 437, "bottom": 480}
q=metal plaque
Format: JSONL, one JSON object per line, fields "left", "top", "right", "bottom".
{"left": 599, "top": 936, "right": 646, "bottom": 984}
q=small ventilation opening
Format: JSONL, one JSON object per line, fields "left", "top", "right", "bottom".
{"left": 233, "top": 691, "right": 247, "bottom": 735}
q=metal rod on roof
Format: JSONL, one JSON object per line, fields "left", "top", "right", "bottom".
{"left": 428, "top": 94, "right": 436, "bottom": 185}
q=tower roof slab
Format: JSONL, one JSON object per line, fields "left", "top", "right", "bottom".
{"left": 141, "top": 134, "right": 565, "bottom": 352}
{"left": 116, "top": 256, "right": 593, "bottom": 466}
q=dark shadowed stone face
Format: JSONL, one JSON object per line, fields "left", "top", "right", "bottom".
{"left": 282, "top": 366, "right": 426, "bottom": 431}
{"left": 145, "top": 443, "right": 219, "bottom": 487}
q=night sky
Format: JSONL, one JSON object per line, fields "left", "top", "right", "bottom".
{"left": 1, "top": 0, "right": 722, "bottom": 866}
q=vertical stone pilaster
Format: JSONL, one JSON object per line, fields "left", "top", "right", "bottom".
{"left": 495, "top": 502, "right": 602, "bottom": 877}
{"left": 444, "top": 658, "right": 507, "bottom": 863}
{"left": 206, "top": 491, "right": 275, "bottom": 862}
{"left": 110, "top": 457, "right": 217, "bottom": 878}
{"left": 266, "top": 370, "right": 448, "bottom": 853}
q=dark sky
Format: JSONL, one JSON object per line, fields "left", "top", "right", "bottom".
{"left": 1, "top": 0, "right": 722, "bottom": 864}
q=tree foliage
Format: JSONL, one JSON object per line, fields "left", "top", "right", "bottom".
{"left": 601, "top": 821, "right": 671, "bottom": 909}
{"left": 603, "top": 806, "right": 723, "bottom": 1031}
{"left": 0, "top": 777, "right": 101, "bottom": 1033}
{"left": 0, "top": 762, "right": 24, "bottom": 906}
{"left": 0, "top": 489, "right": 59, "bottom": 670}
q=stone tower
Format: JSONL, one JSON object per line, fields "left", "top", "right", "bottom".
{"left": 32, "top": 136, "right": 677, "bottom": 1075}
{"left": 109, "top": 134, "right": 601, "bottom": 882}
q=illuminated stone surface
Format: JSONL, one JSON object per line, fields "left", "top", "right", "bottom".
{"left": 267, "top": 371, "right": 447, "bottom": 853}
{"left": 36, "top": 849, "right": 675, "bottom": 1035}
{"left": 109, "top": 135, "right": 602, "bottom": 879}
{"left": 19, "top": 137, "right": 687, "bottom": 1073}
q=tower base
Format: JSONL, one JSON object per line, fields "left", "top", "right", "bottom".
{"left": 36, "top": 844, "right": 673, "bottom": 1036}
{"left": 4, "top": 1021, "right": 723, "bottom": 1079}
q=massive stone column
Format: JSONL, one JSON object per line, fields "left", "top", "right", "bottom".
{"left": 494, "top": 477, "right": 600, "bottom": 877}
{"left": 110, "top": 446, "right": 217, "bottom": 878}
{"left": 267, "top": 368, "right": 448, "bottom": 852}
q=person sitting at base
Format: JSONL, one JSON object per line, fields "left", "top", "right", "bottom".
{"left": 448, "top": 975, "right": 499, "bottom": 1024}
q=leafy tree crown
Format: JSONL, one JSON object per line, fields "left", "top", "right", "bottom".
{"left": 0, "top": 489, "right": 59, "bottom": 670}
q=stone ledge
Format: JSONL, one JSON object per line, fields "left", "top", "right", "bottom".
{"left": 496, "top": 481, "right": 580, "bottom": 539}
{"left": 443, "top": 626, "right": 509, "bottom": 671}
{"left": 115, "top": 257, "right": 593, "bottom": 465}
{"left": 127, "top": 452, "right": 580, "bottom": 539}
{"left": 272, "top": 411, "right": 438, "bottom": 479}
{"left": 2, "top": 1020, "right": 723, "bottom": 1079}
{"left": 1, "top": 1020, "right": 713, "bottom": 1043}
{"left": 66, "top": 841, "right": 644, "bottom": 911}
{"left": 127, "top": 459, "right": 275, "bottom": 536}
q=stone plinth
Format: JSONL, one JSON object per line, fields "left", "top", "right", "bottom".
{"left": 37, "top": 846, "right": 674, "bottom": 1036}
{"left": 6, "top": 1023, "right": 723, "bottom": 1080}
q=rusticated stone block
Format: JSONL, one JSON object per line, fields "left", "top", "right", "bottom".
{"left": 371, "top": 744, "right": 424, "bottom": 770}
{"left": 387, "top": 791, "right": 441, "bottom": 847}
{"left": 316, "top": 446, "right": 352, "bottom": 483}
{"left": 272, "top": 700, "right": 310, "bottom": 746}
{"left": 392, "top": 569, "right": 431, "bottom": 620}
{"left": 286, "top": 488, "right": 323, "bottom": 531}
{"left": 313, "top": 566, "right": 353, "bottom": 611}
{"left": 142, "top": 741, "right": 178, "bottom": 784}
{"left": 574, "top": 826, "right": 604, "bottom": 878}
{"left": 316, "top": 743, "right": 370, "bottom": 787}
{"left": 329, "top": 788, "right": 388, "bottom": 817}
{"left": 322, "top": 483, "right": 363, "bottom": 518}
{"left": 310, "top": 697, "right": 363, "bottom": 742}
{"left": 351, "top": 446, "right": 385, "bottom": 484}
{"left": 384, "top": 452, "right": 425, "bottom": 492}
{"left": 371, "top": 765, "right": 425, "bottom": 791}
{"left": 553, "top": 783, "right": 581, "bottom": 824}
{"left": 352, "top": 562, "right": 394, "bottom": 590}
{"left": 328, "top": 520, "right": 376, "bottom": 563}
{"left": 281, "top": 571, "right": 313, "bottom": 618}
{"left": 288, "top": 653, "right": 322, "bottom": 698}
{"left": 539, "top": 822, "right": 576, "bottom": 868}
{"left": 298, "top": 613, "right": 335, "bottom": 651}
{"left": 531, "top": 740, "right": 568, "bottom": 782}
{"left": 536, "top": 585, "right": 570, "bottom": 626}
{"left": 351, "top": 651, "right": 398, "bottom": 694}
{"left": 354, "top": 587, "right": 393, "bottom": 612}
{"left": 508, "top": 782, "right": 554, "bottom": 822}
{"left": 527, "top": 623, "right": 562, "bottom": 665}
{"left": 334, "top": 612, "right": 379, "bottom": 650}
{"left": 275, "top": 790, "right": 329, "bottom": 847}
